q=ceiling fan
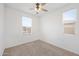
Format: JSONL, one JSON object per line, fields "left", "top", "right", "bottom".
{"left": 30, "top": 3, "right": 48, "bottom": 14}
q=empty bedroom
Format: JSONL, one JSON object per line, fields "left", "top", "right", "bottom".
{"left": 0, "top": 3, "right": 79, "bottom": 56}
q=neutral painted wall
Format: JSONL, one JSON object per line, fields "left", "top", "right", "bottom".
{"left": 40, "top": 4, "right": 79, "bottom": 54}
{"left": 5, "top": 7, "right": 40, "bottom": 48}
{"left": 4, "top": 3, "right": 79, "bottom": 55}
{"left": 0, "top": 4, "right": 5, "bottom": 56}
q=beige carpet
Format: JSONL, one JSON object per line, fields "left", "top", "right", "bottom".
{"left": 3, "top": 40, "right": 78, "bottom": 56}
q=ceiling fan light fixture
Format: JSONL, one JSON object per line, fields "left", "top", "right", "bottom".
{"left": 35, "top": 8, "right": 39, "bottom": 12}
{"left": 35, "top": 8, "right": 42, "bottom": 14}
{"left": 35, "top": 3, "right": 42, "bottom": 12}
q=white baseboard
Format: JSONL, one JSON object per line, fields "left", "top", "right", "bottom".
{"left": 40, "top": 39, "right": 79, "bottom": 55}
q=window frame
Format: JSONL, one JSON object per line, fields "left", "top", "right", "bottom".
{"left": 21, "top": 16, "right": 32, "bottom": 34}
{"left": 63, "top": 8, "right": 77, "bottom": 35}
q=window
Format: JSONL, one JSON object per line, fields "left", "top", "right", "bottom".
{"left": 63, "top": 9, "right": 77, "bottom": 34}
{"left": 22, "top": 16, "right": 32, "bottom": 33}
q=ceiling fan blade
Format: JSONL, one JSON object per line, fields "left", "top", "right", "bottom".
{"left": 42, "top": 9, "right": 48, "bottom": 12}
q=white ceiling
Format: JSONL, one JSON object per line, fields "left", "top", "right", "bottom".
{"left": 6, "top": 3, "right": 68, "bottom": 15}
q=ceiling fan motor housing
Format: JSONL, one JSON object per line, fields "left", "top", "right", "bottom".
{"left": 36, "top": 3, "right": 40, "bottom": 10}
